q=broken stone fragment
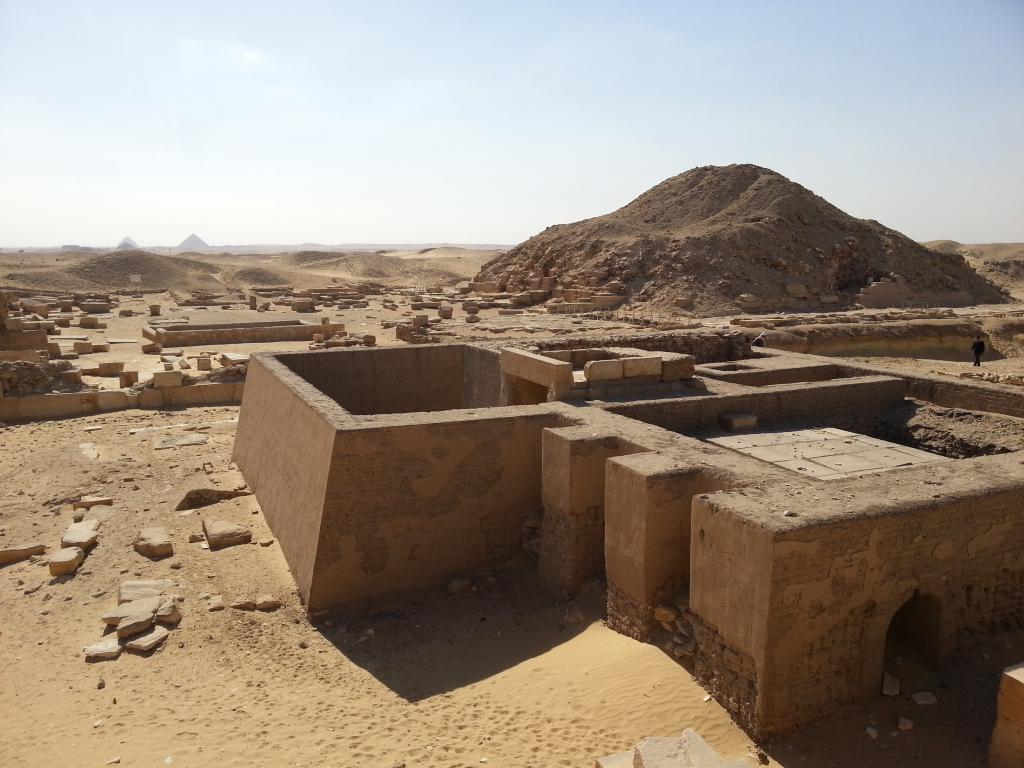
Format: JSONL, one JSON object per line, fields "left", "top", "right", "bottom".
{"left": 101, "top": 596, "right": 162, "bottom": 625}
{"left": 83, "top": 635, "right": 123, "bottom": 661}
{"left": 912, "top": 691, "right": 938, "bottom": 706}
{"left": 207, "top": 594, "right": 225, "bottom": 611}
{"left": 230, "top": 597, "right": 256, "bottom": 611}
{"left": 187, "top": 533, "right": 204, "bottom": 543}
{"left": 256, "top": 595, "right": 281, "bottom": 612}
{"left": 116, "top": 612, "right": 155, "bottom": 638}
{"left": 202, "top": 519, "right": 252, "bottom": 550}
{"left": 0, "top": 542, "right": 45, "bottom": 564}
{"left": 124, "top": 625, "right": 169, "bottom": 653}
{"left": 154, "top": 598, "right": 182, "bottom": 626}
{"left": 49, "top": 546, "right": 85, "bottom": 576}
{"left": 117, "top": 580, "right": 171, "bottom": 604}
{"left": 133, "top": 527, "right": 173, "bottom": 559}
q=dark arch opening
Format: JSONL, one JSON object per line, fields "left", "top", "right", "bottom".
{"left": 885, "top": 593, "right": 943, "bottom": 676}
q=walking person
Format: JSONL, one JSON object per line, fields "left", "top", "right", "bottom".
{"left": 971, "top": 336, "right": 986, "bottom": 367}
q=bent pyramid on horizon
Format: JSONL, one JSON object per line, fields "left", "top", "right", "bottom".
{"left": 116, "top": 236, "right": 138, "bottom": 250}
{"left": 178, "top": 233, "right": 209, "bottom": 249}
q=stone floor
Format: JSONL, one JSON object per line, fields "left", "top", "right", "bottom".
{"left": 706, "top": 427, "right": 946, "bottom": 480}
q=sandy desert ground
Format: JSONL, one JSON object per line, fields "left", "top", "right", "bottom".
{"left": 3, "top": 244, "right": 1024, "bottom": 766}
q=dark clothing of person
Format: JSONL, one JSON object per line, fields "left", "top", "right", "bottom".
{"left": 972, "top": 340, "right": 985, "bottom": 367}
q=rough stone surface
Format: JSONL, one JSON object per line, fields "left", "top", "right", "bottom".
{"left": 117, "top": 580, "right": 170, "bottom": 604}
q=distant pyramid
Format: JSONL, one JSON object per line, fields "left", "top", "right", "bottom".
{"left": 178, "top": 233, "right": 209, "bottom": 249}
{"left": 116, "top": 236, "right": 138, "bottom": 250}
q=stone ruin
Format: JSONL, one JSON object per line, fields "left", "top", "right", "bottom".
{"left": 231, "top": 327, "right": 1024, "bottom": 740}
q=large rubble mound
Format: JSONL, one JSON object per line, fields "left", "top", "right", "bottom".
{"left": 476, "top": 164, "right": 1007, "bottom": 315}
{"left": 0, "top": 360, "right": 89, "bottom": 396}
{"left": 66, "top": 250, "right": 221, "bottom": 291}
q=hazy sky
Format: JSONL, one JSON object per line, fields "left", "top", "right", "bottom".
{"left": 1, "top": 0, "right": 1022, "bottom": 247}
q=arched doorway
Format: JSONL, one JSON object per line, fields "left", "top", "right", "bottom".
{"left": 884, "top": 593, "right": 943, "bottom": 684}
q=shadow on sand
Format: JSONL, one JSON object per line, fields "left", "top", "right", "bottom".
{"left": 313, "top": 562, "right": 600, "bottom": 702}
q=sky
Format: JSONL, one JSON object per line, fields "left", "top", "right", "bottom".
{"left": 0, "top": 0, "right": 1022, "bottom": 248}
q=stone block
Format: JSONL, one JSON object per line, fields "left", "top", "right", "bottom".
{"left": 152, "top": 370, "right": 183, "bottom": 388}
{"left": 83, "top": 635, "right": 122, "bottom": 661}
{"left": 49, "top": 546, "right": 85, "bottom": 576}
{"left": 117, "top": 580, "right": 170, "bottom": 604}
{"left": 203, "top": 519, "right": 252, "bottom": 550}
{"left": 73, "top": 341, "right": 93, "bottom": 354}
{"left": 0, "top": 542, "right": 45, "bottom": 564}
{"left": 991, "top": 664, "right": 1024, "bottom": 768}
{"left": 119, "top": 371, "right": 139, "bottom": 388}
{"left": 124, "top": 624, "right": 170, "bottom": 652}
{"left": 661, "top": 354, "right": 696, "bottom": 382}
{"left": 584, "top": 358, "right": 623, "bottom": 382}
{"left": 621, "top": 356, "right": 662, "bottom": 378}
{"left": 196, "top": 356, "right": 212, "bottom": 371}
{"left": 134, "top": 527, "right": 173, "bottom": 559}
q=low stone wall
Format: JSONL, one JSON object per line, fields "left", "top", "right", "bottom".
{"left": 143, "top": 320, "right": 343, "bottom": 346}
{"left": 533, "top": 330, "right": 749, "bottom": 364}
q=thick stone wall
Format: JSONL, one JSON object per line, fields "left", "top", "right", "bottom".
{"left": 233, "top": 356, "right": 339, "bottom": 602}
{"left": 145, "top": 320, "right": 342, "bottom": 346}
{"left": 533, "top": 330, "right": 749, "bottom": 364}
{"left": 306, "top": 408, "right": 566, "bottom": 609}
{"left": 462, "top": 344, "right": 502, "bottom": 407}
{"left": 605, "top": 376, "right": 907, "bottom": 434}
{"left": 689, "top": 453, "right": 1024, "bottom": 736}
{"left": 280, "top": 345, "right": 466, "bottom": 414}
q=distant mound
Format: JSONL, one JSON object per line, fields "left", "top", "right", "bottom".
{"left": 178, "top": 233, "right": 209, "bottom": 249}
{"left": 275, "top": 250, "right": 478, "bottom": 283}
{"left": 231, "top": 267, "right": 290, "bottom": 286}
{"left": 116, "top": 236, "right": 138, "bottom": 250}
{"left": 66, "top": 250, "right": 221, "bottom": 290}
{"left": 477, "top": 164, "right": 1007, "bottom": 314}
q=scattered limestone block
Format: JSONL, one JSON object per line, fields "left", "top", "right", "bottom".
{"left": 83, "top": 636, "right": 123, "bottom": 662}
{"left": 660, "top": 354, "right": 696, "bottom": 382}
{"left": 202, "top": 519, "right": 252, "bottom": 550}
{"left": 207, "top": 595, "right": 226, "bottom": 611}
{"left": 61, "top": 522, "right": 99, "bottom": 550}
{"left": 719, "top": 413, "right": 758, "bottom": 432}
{"left": 49, "top": 546, "right": 85, "bottom": 576}
{"left": 73, "top": 495, "right": 113, "bottom": 510}
{"left": 584, "top": 359, "right": 623, "bottom": 382}
{"left": 133, "top": 527, "right": 173, "bottom": 559}
{"left": 196, "top": 356, "right": 212, "bottom": 371}
{"left": 101, "top": 596, "right": 162, "bottom": 625}
{"left": 0, "top": 542, "right": 45, "bottom": 564}
{"left": 116, "top": 612, "right": 155, "bottom": 638}
{"left": 118, "top": 371, "right": 139, "bottom": 388}
{"left": 124, "top": 624, "right": 169, "bottom": 653}
{"left": 117, "top": 580, "right": 170, "bottom": 604}
{"left": 152, "top": 370, "right": 183, "bottom": 388}
{"left": 621, "top": 356, "right": 662, "bottom": 378}
{"left": 231, "top": 597, "right": 256, "bottom": 611}
{"left": 912, "top": 691, "right": 938, "bottom": 706}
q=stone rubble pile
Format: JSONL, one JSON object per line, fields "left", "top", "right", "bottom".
{"left": 84, "top": 580, "right": 182, "bottom": 661}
